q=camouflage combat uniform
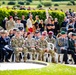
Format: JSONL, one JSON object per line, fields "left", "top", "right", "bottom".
{"left": 11, "top": 36, "right": 28, "bottom": 62}
{"left": 36, "top": 39, "right": 48, "bottom": 61}
{"left": 46, "top": 36, "right": 56, "bottom": 45}
{"left": 46, "top": 36, "right": 57, "bottom": 63}
{"left": 25, "top": 38, "right": 36, "bottom": 60}
{"left": 5, "top": 20, "right": 15, "bottom": 30}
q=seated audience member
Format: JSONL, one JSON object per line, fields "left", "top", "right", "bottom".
{"left": 36, "top": 34, "right": 55, "bottom": 62}
{"left": 0, "top": 30, "right": 13, "bottom": 62}
{"left": 11, "top": 30, "right": 27, "bottom": 62}
{"left": 68, "top": 32, "right": 76, "bottom": 64}
{"left": 25, "top": 32, "right": 36, "bottom": 60}
{"left": 56, "top": 31, "right": 68, "bottom": 64}
{"left": 46, "top": 31, "right": 56, "bottom": 45}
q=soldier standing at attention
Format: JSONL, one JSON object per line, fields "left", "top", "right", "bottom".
{"left": 11, "top": 30, "right": 27, "bottom": 62}
{"left": 5, "top": 16, "right": 15, "bottom": 30}
{"left": 25, "top": 32, "right": 36, "bottom": 60}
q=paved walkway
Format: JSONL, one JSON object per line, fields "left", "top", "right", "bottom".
{"left": 0, "top": 61, "right": 47, "bottom": 70}
{"left": 0, "top": 61, "right": 76, "bottom": 71}
{"left": 66, "top": 64, "right": 76, "bottom": 68}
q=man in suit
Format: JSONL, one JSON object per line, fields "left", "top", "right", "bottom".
{"left": 68, "top": 33, "right": 76, "bottom": 64}
{"left": 0, "top": 30, "right": 12, "bottom": 62}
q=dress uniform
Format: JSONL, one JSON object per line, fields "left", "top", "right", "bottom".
{"left": 11, "top": 30, "right": 27, "bottom": 62}
{"left": 56, "top": 31, "right": 68, "bottom": 64}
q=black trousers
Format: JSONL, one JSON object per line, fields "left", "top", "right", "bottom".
{"left": 0, "top": 48, "right": 7, "bottom": 62}
{"left": 61, "top": 50, "right": 68, "bottom": 63}
{"left": 67, "top": 50, "right": 75, "bottom": 63}
{"left": 5, "top": 48, "right": 13, "bottom": 61}
{"left": 0, "top": 47, "right": 13, "bottom": 62}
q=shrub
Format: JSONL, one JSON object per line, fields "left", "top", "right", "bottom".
{"left": 67, "top": 2, "right": 73, "bottom": 5}
{"left": 18, "top": 2, "right": 24, "bottom": 5}
{"left": 37, "top": 4, "right": 42, "bottom": 8}
{"left": 8, "top": 1, "right": 15, "bottom": 5}
{"left": 0, "top": 9, "right": 65, "bottom": 28}
{"left": 0, "top": 9, "right": 10, "bottom": 27}
{"left": 49, "top": 10, "right": 65, "bottom": 26}
{"left": 0, "top": 3, "right": 1, "bottom": 6}
{"left": 26, "top": 1, "right": 30, "bottom": 5}
{"left": 42, "top": 2, "right": 52, "bottom": 7}
{"left": 16, "top": 4, "right": 20, "bottom": 7}
{"left": 26, "top": 0, "right": 32, "bottom": 2}
{"left": 70, "top": 0, "right": 75, "bottom": 5}
{"left": 2, "top": 2, "right": 5, "bottom": 4}
{"left": 54, "top": 4, "right": 59, "bottom": 6}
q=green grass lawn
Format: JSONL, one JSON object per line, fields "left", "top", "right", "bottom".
{"left": 0, "top": 63, "right": 76, "bottom": 75}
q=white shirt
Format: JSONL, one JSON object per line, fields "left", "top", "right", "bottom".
{"left": 27, "top": 19, "right": 33, "bottom": 28}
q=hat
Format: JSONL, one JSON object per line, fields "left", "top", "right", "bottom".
{"left": 9, "top": 16, "right": 13, "bottom": 19}
{"left": 16, "top": 29, "right": 20, "bottom": 32}
{"left": 1, "top": 30, "right": 6, "bottom": 34}
{"left": 48, "top": 31, "right": 53, "bottom": 35}
{"left": 61, "top": 31, "right": 66, "bottom": 34}
{"left": 72, "top": 33, "right": 76, "bottom": 36}
{"left": 27, "top": 32, "right": 31, "bottom": 35}
{"left": 13, "top": 28, "right": 17, "bottom": 31}
{"left": 35, "top": 30, "right": 39, "bottom": 33}
{"left": 42, "top": 32, "right": 46, "bottom": 36}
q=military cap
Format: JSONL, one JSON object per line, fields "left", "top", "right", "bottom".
{"left": 72, "top": 33, "right": 76, "bottom": 36}
{"left": 48, "top": 31, "right": 53, "bottom": 35}
{"left": 16, "top": 29, "right": 20, "bottom": 32}
{"left": 61, "top": 31, "right": 66, "bottom": 34}
{"left": 9, "top": 16, "right": 13, "bottom": 19}
{"left": 27, "top": 32, "right": 31, "bottom": 35}
{"left": 35, "top": 30, "right": 40, "bottom": 33}
{"left": 42, "top": 32, "right": 46, "bottom": 36}
{"left": 1, "top": 30, "right": 6, "bottom": 34}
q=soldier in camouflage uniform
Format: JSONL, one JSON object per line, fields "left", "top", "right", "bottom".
{"left": 46, "top": 31, "right": 56, "bottom": 45}
{"left": 11, "top": 30, "right": 27, "bottom": 62}
{"left": 36, "top": 34, "right": 48, "bottom": 61}
{"left": 25, "top": 32, "right": 36, "bottom": 60}
{"left": 46, "top": 31, "right": 57, "bottom": 63}
{"left": 36, "top": 33, "right": 56, "bottom": 62}
{"left": 5, "top": 16, "right": 15, "bottom": 30}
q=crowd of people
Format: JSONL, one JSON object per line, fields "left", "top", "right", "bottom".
{"left": 0, "top": 9, "right": 76, "bottom": 64}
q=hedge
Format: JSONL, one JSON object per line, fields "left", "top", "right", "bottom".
{"left": 8, "top": 1, "right": 15, "bottom": 5}
{"left": 0, "top": 9, "right": 65, "bottom": 27}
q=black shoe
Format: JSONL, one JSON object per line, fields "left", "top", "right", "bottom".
{"left": 5, "top": 60, "right": 10, "bottom": 62}
{"left": 0, "top": 60, "right": 4, "bottom": 62}
{"left": 65, "top": 62, "right": 69, "bottom": 64}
